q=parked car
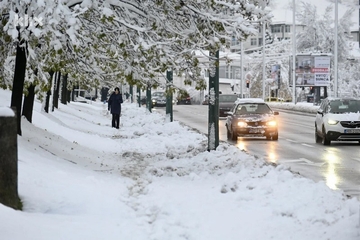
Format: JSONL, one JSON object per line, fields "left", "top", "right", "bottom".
{"left": 219, "top": 94, "right": 240, "bottom": 117}
{"left": 138, "top": 96, "right": 147, "bottom": 105}
{"left": 177, "top": 92, "right": 191, "bottom": 105}
{"left": 225, "top": 98, "right": 279, "bottom": 141}
{"left": 315, "top": 97, "right": 360, "bottom": 145}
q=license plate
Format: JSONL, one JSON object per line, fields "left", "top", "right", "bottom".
{"left": 249, "top": 129, "right": 261, "bottom": 133}
{"left": 344, "top": 129, "right": 360, "bottom": 133}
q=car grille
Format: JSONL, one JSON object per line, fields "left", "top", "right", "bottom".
{"left": 246, "top": 121, "right": 267, "bottom": 127}
{"left": 340, "top": 121, "right": 360, "bottom": 128}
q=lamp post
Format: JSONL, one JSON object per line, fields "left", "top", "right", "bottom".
{"left": 240, "top": 41, "right": 244, "bottom": 98}
{"left": 334, "top": 0, "right": 338, "bottom": 97}
{"left": 292, "top": 0, "right": 296, "bottom": 104}
{"left": 262, "top": 22, "right": 266, "bottom": 100}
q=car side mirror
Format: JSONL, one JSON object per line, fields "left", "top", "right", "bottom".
{"left": 317, "top": 109, "right": 324, "bottom": 116}
{"left": 224, "top": 111, "right": 233, "bottom": 116}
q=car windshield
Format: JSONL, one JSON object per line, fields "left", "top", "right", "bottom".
{"left": 235, "top": 103, "right": 272, "bottom": 114}
{"left": 152, "top": 92, "right": 165, "bottom": 97}
{"left": 329, "top": 99, "right": 360, "bottom": 113}
{"left": 219, "top": 95, "right": 238, "bottom": 102}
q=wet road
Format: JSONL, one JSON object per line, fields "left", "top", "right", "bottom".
{"left": 155, "top": 105, "right": 360, "bottom": 200}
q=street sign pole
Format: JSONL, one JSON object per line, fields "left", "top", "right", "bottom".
{"left": 146, "top": 83, "right": 152, "bottom": 112}
{"left": 208, "top": 50, "right": 219, "bottom": 151}
{"left": 166, "top": 70, "right": 173, "bottom": 122}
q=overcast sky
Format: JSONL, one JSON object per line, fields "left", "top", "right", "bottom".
{"left": 270, "top": 0, "right": 359, "bottom": 29}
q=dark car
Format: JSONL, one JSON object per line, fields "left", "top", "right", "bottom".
{"left": 177, "top": 93, "right": 191, "bottom": 105}
{"left": 219, "top": 94, "right": 240, "bottom": 117}
{"left": 136, "top": 95, "right": 148, "bottom": 105}
{"left": 152, "top": 91, "right": 167, "bottom": 107}
{"left": 202, "top": 94, "right": 210, "bottom": 105}
{"left": 225, "top": 98, "right": 279, "bottom": 141}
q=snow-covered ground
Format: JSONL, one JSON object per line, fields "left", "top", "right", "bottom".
{"left": 0, "top": 88, "right": 359, "bottom": 240}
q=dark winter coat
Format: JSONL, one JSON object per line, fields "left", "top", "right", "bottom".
{"left": 108, "top": 93, "right": 123, "bottom": 114}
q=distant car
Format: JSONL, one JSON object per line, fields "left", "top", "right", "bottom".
{"left": 202, "top": 95, "right": 209, "bottom": 105}
{"left": 177, "top": 94, "right": 191, "bottom": 105}
{"left": 152, "top": 91, "right": 167, "bottom": 107}
{"left": 315, "top": 97, "right": 360, "bottom": 145}
{"left": 219, "top": 94, "right": 240, "bottom": 117}
{"left": 225, "top": 98, "right": 279, "bottom": 141}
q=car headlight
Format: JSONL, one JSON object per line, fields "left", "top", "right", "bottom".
{"left": 266, "top": 120, "right": 277, "bottom": 127}
{"left": 152, "top": 99, "right": 156, "bottom": 103}
{"left": 237, "top": 121, "right": 248, "bottom": 127}
{"left": 327, "top": 119, "right": 339, "bottom": 125}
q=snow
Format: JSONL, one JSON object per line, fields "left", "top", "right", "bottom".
{"left": 0, "top": 106, "right": 15, "bottom": 117}
{"left": 0, "top": 88, "right": 359, "bottom": 240}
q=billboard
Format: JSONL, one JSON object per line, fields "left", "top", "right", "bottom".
{"left": 290, "top": 55, "right": 331, "bottom": 86}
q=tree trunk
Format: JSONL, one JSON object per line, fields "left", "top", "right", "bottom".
{"left": 52, "top": 72, "right": 61, "bottom": 111}
{"left": 22, "top": 83, "right": 35, "bottom": 123}
{"left": 44, "top": 71, "right": 54, "bottom": 113}
{"left": 10, "top": 41, "right": 27, "bottom": 136}
{"left": 0, "top": 108, "right": 22, "bottom": 210}
{"left": 61, "top": 74, "right": 68, "bottom": 105}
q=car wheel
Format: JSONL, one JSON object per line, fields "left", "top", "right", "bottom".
{"left": 322, "top": 126, "right": 331, "bottom": 145}
{"left": 231, "top": 127, "right": 237, "bottom": 141}
{"left": 315, "top": 125, "right": 322, "bottom": 143}
{"left": 272, "top": 133, "right": 278, "bottom": 141}
{"left": 226, "top": 126, "right": 231, "bottom": 140}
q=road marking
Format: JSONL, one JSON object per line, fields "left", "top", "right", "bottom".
{"left": 280, "top": 158, "right": 325, "bottom": 167}
{"left": 301, "top": 143, "right": 315, "bottom": 148}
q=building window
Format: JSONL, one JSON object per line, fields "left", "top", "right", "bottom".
{"left": 271, "top": 25, "right": 281, "bottom": 33}
{"left": 219, "top": 66, "right": 226, "bottom": 78}
{"left": 251, "top": 38, "right": 257, "bottom": 46}
{"left": 231, "top": 66, "right": 240, "bottom": 79}
{"left": 285, "top": 25, "right": 290, "bottom": 32}
{"left": 259, "top": 38, "right": 263, "bottom": 46}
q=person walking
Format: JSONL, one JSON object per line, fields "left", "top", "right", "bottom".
{"left": 108, "top": 87, "right": 123, "bottom": 129}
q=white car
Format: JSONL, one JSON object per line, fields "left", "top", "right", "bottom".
{"left": 315, "top": 97, "right": 360, "bottom": 145}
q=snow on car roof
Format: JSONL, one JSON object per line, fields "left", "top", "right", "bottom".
{"left": 235, "top": 98, "right": 265, "bottom": 104}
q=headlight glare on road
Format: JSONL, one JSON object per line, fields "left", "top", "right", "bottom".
{"left": 237, "top": 121, "right": 247, "bottom": 127}
{"left": 327, "top": 119, "right": 339, "bottom": 125}
{"left": 266, "top": 120, "right": 277, "bottom": 127}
